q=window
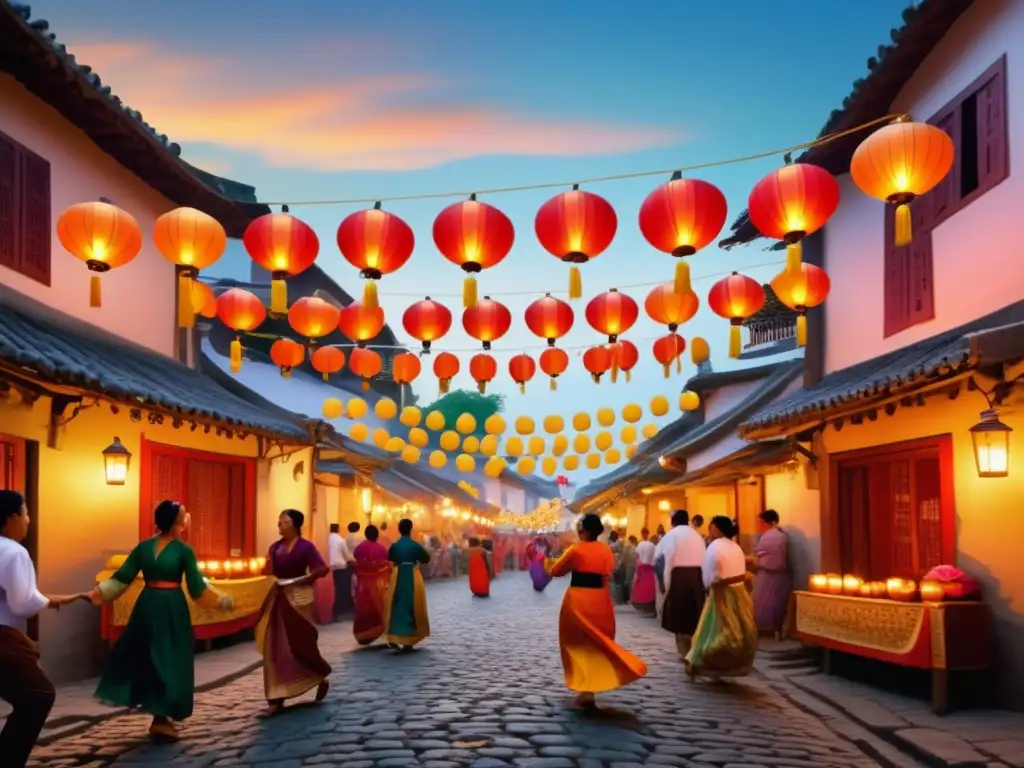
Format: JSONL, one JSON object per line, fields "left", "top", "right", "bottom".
{"left": 831, "top": 436, "right": 956, "bottom": 580}
{"left": 0, "top": 131, "right": 51, "bottom": 285}
{"left": 883, "top": 55, "right": 1008, "bottom": 337}
{"left": 139, "top": 437, "right": 256, "bottom": 559}
{"left": 0, "top": 434, "right": 25, "bottom": 492}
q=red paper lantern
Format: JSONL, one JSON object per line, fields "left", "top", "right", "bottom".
{"left": 153, "top": 207, "right": 227, "bottom": 328}
{"left": 708, "top": 272, "right": 765, "bottom": 359}
{"left": 638, "top": 176, "right": 727, "bottom": 294}
{"left": 608, "top": 339, "right": 639, "bottom": 383}
{"left": 336, "top": 203, "right": 414, "bottom": 309}
{"left": 470, "top": 353, "right": 498, "bottom": 394}
{"left": 582, "top": 345, "right": 612, "bottom": 384}
{"left": 349, "top": 347, "right": 382, "bottom": 390}
{"left": 748, "top": 164, "right": 839, "bottom": 274}
{"left": 645, "top": 281, "right": 699, "bottom": 331}
{"left": 652, "top": 333, "right": 686, "bottom": 378}
{"left": 534, "top": 187, "right": 617, "bottom": 299}
{"left": 57, "top": 200, "right": 143, "bottom": 309}
{"left": 288, "top": 296, "right": 341, "bottom": 344}
{"left": 191, "top": 281, "right": 218, "bottom": 319}
{"left": 311, "top": 346, "right": 345, "bottom": 381}
{"left": 585, "top": 288, "right": 638, "bottom": 343}
{"left": 770, "top": 263, "right": 832, "bottom": 347}
{"left": 508, "top": 353, "right": 537, "bottom": 394}
{"left": 524, "top": 293, "right": 574, "bottom": 346}
{"left": 392, "top": 352, "right": 422, "bottom": 385}
{"left": 402, "top": 297, "right": 452, "bottom": 353}
{"left": 433, "top": 352, "right": 460, "bottom": 395}
{"left": 216, "top": 288, "right": 267, "bottom": 373}
{"left": 338, "top": 302, "right": 385, "bottom": 347}
{"left": 242, "top": 212, "right": 319, "bottom": 314}
{"left": 433, "top": 196, "right": 515, "bottom": 308}
{"left": 270, "top": 338, "right": 305, "bottom": 377}
{"left": 462, "top": 297, "right": 512, "bottom": 350}
{"left": 539, "top": 347, "right": 569, "bottom": 390}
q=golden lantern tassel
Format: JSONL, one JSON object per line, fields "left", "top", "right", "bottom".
{"left": 663, "top": 364, "right": 670, "bottom": 379}
{"left": 89, "top": 275, "right": 102, "bottom": 308}
{"left": 894, "top": 203, "right": 912, "bottom": 246}
{"left": 786, "top": 241, "right": 802, "bottom": 274}
{"left": 549, "top": 377, "right": 557, "bottom": 391}
{"left": 177, "top": 273, "right": 195, "bottom": 329}
{"left": 270, "top": 278, "right": 287, "bottom": 314}
{"left": 673, "top": 260, "right": 691, "bottom": 295}
{"left": 361, "top": 380, "right": 370, "bottom": 391}
{"left": 363, "top": 281, "right": 379, "bottom": 309}
{"left": 676, "top": 355, "right": 682, "bottom": 374}
{"left": 230, "top": 337, "right": 242, "bottom": 373}
{"left": 729, "top": 325, "right": 741, "bottom": 358}
{"left": 796, "top": 315, "right": 808, "bottom": 347}
{"left": 478, "top": 381, "right": 487, "bottom": 394}
{"left": 625, "top": 370, "right": 631, "bottom": 383}
{"left": 322, "top": 372, "right": 329, "bottom": 381}
{"left": 463, "top": 275, "right": 478, "bottom": 309}
{"left": 568, "top": 266, "right": 582, "bottom": 300}
{"left": 519, "top": 382, "right": 526, "bottom": 395}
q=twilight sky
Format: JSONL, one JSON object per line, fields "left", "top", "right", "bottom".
{"left": 36, "top": 0, "right": 911, "bottom": 480}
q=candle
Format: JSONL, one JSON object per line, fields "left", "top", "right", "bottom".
{"left": 207, "top": 560, "right": 221, "bottom": 574}
{"left": 197, "top": 561, "right": 207, "bottom": 573}
{"left": 249, "top": 558, "right": 260, "bottom": 575}
{"left": 809, "top": 574, "right": 828, "bottom": 593}
{"left": 886, "top": 578, "right": 918, "bottom": 601}
{"left": 842, "top": 575, "right": 863, "bottom": 596}
{"left": 232, "top": 560, "right": 245, "bottom": 575}
{"left": 826, "top": 574, "right": 844, "bottom": 596}
{"left": 858, "top": 583, "right": 874, "bottom": 597}
{"left": 869, "top": 581, "right": 887, "bottom": 598}
{"left": 920, "top": 580, "right": 945, "bottom": 602}
{"left": 257, "top": 557, "right": 267, "bottom": 571}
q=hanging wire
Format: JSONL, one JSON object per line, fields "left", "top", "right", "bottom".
{"left": 258, "top": 114, "right": 906, "bottom": 208}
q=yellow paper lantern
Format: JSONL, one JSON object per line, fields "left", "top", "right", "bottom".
{"left": 620, "top": 425, "right": 638, "bottom": 444}
{"left": 563, "top": 454, "right": 580, "bottom": 471}
{"left": 541, "top": 457, "right": 558, "bottom": 476}
{"left": 408, "top": 427, "right": 429, "bottom": 448}
{"left": 463, "top": 435, "right": 481, "bottom": 453}
{"left": 573, "top": 412, "right": 591, "bottom": 431}
{"left": 506, "top": 436, "right": 524, "bottom": 457}
{"left": 455, "top": 413, "right": 477, "bottom": 435}
{"left": 515, "top": 416, "right": 535, "bottom": 435}
{"left": 373, "top": 428, "right": 390, "bottom": 448}
{"left": 585, "top": 453, "right": 601, "bottom": 470}
{"left": 425, "top": 411, "right": 446, "bottom": 431}
{"left": 622, "top": 403, "right": 642, "bottom": 423}
{"left": 484, "top": 456, "right": 507, "bottom": 477}
{"left": 440, "top": 430, "right": 461, "bottom": 452}
{"left": 401, "top": 445, "right": 421, "bottom": 464}
{"left": 552, "top": 434, "right": 569, "bottom": 456}
{"left": 528, "top": 436, "right": 545, "bottom": 456}
{"left": 543, "top": 415, "right": 565, "bottom": 434}
{"left": 400, "top": 406, "right": 422, "bottom": 427}
{"left": 429, "top": 450, "right": 447, "bottom": 468}
{"left": 650, "top": 395, "right": 670, "bottom": 417}
{"left": 691, "top": 337, "right": 710, "bottom": 365}
{"left": 484, "top": 414, "right": 507, "bottom": 435}
{"left": 375, "top": 398, "right": 398, "bottom": 420}
{"left": 456, "top": 453, "right": 476, "bottom": 473}
{"left": 347, "top": 397, "right": 368, "bottom": 419}
{"left": 595, "top": 431, "right": 613, "bottom": 451}
{"left": 679, "top": 391, "right": 700, "bottom": 411}
{"left": 642, "top": 423, "right": 659, "bottom": 439}
{"left": 349, "top": 422, "right": 369, "bottom": 442}
{"left": 605, "top": 448, "right": 621, "bottom": 465}
{"left": 518, "top": 456, "right": 536, "bottom": 475}
{"left": 574, "top": 434, "right": 591, "bottom": 454}
{"left": 625, "top": 444, "right": 637, "bottom": 459}
{"left": 596, "top": 407, "right": 615, "bottom": 427}
{"left": 480, "top": 434, "right": 499, "bottom": 457}
{"left": 322, "top": 397, "right": 343, "bottom": 419}
{"left": 384, "top": 436, "right": 405, "bottom": 453}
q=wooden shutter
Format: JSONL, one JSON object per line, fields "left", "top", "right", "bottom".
{"left": 837, "top": 465, "right": 870, "bottom": 576}
{"left": 188, "top": 459, "right": 232, "bottom": 559}
{"left": 144, "top": 451, "right": 188, "bottom": 540}
{"left": 227, "top": 463, "right": 246, "bottom": 556}
{"left": 0, "top": 134, "right": 17, "bottom": 271}
{"left": 914, "top": 455, "right": 943, "bottom": 574}
{"left": 18, "top": 149, "right": 51, "bottom": 285}
{"left": 883, "top": 207, "right": 909, "bottom": 336}
{"left": 883, "top": 202, "right": 934, "bottom": 336}
{"left": 928, "top": 109, "right": 960, "bottom": 226}
{"left": 975, "top": 65, "right": 1008, "bottom": 195}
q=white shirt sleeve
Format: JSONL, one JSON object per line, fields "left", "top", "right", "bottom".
{"left": 701, "top": 541, "right": 719, "bottom": 589}
{"left": 1, "top": 546, "right": 48, "bottom": 617}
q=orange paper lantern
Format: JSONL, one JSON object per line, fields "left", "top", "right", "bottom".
{"left": 402, "top": 297, "right": 452, "bottom": 353}
{"left": 288, "top": 296, "right": 341, "bottom": 344}
{"left": 851, "top": 121, "right": 955, "bottom": 247}
{"left": 433, "top": 196, "right": 514, "bottom": 308}
{"left": 270, "top": 338, "right": 305, "bottom": 377}
{"left": 652, "top": 333, "right": 685, "bottom": 378}
{"left": 56, "top": 200, "right": 143, "bottom": 308}
{"left": 336, "top": 203, "right": 414, "bottom": 309}
{"left": 539, "top": 347, "right": 569, "bottom": 390}
{"left": 216, "top": 288, "right": 267, "bottom": 372}
{"left": 524, "top": 293, "right": 574, "bottom": 346}
{"left": 608, "top": 339, "right": 639, "bottom": 383}
{"left": 462, "top": 297, "right": 512, "bottom": 350}
{"left": 708, "top": 272, "right": 765, "bottom": 359}
{"left": 470, "top": 353, "right": 497, "bottom": 394}
{"left": 153, "top": 207, "right": 228, "bottom": 328}
{"left": 585, "top": 288, "right": 638, "bottom": 343}
{"left": 191, "top": 280, "right": 218, "bottom": 319}
{"left": 645, "top": 281, "right": 699, "bottom": 331}
{"left": 770, "top": 263, "right": 832, "bottom": 347}
{"left": 534, "top": 186, "right": 617, "bottom": 299}
{"left": 582, "top": 345, "right": 612, "bottom": 384}
{"left": 348, "top": 347, "right": 382, "bottom": 390}
{"left": 508, "top": 353, "right": 537, "bottom": 394}
{"left": 392, "top": 352, "right": 422, "bottom": 385}
{"left": 242, "top": 211, "right": 319, "bottom": 314}
{"left": 311, "top": 346, "right": 345, "bottom": 380}
{"left": 338, "top": 302, "right": 385, "bottom": 346}
{"left": 433, "top": 352, "right": 460, "bottom": 395}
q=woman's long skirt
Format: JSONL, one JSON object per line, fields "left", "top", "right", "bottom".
{"left": 685, "top": 576, "right": 758, "bottom": 679}
{"left": 384, "top": 564, "right": 430, "bottom": 647}
{"left": 353, "top": 566, "right": 390, "bottom": 645}
{"left": 469, "top": 551, "right": 490, "bottom": 597}
{"left": 255, "top": 584, "right": 332, "bottom": 702}
{"left": 529, "top": 557, "right": 552, "bottom": 592}
{"left": 754, "top": 570, "right": 792, "bottom": 633}
{"left": 631, "top": 563, "right": 656, "bottom": 614}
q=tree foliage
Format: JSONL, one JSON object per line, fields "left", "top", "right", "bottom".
{"left": 422, "top": 389, "right": 504, "bottom": 440}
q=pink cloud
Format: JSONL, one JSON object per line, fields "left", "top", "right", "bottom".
{"left": 69, "top": 39, "right": 682, "bottom": 172}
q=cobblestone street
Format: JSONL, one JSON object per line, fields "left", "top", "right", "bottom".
{"left": 29, "top": 574, "right": 885, "bottom": 768}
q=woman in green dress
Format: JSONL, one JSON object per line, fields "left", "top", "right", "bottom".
{"left": 384, "top": 518, "right": 431, "bottom": 651}
{"left": 86, "top": 501, "right": 234, "bottom": 741}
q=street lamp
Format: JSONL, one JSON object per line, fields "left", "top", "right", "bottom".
{"left": 970, "top": 409, "right": 1012, "bottom": 478}
{"left": 102, "top": 437, "right": 131, "bottom": 485}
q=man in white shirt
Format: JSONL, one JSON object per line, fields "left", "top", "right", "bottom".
{"left": 328, "top": 524, "right": 354, "bottom": 620}
{"left": 1, "top": 490, "right": 79, "bottom": 767}
{"left": 655, "top": 509, "right": 707, "bottom": 659}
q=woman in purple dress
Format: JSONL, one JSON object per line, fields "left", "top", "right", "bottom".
{"left": 527, "top": 536, "right": 552, "bottom": 592}
{"left": 255, "top": 510, "right": 332, "bottom": 715}
{"left": 752, "top": 510, "right": 791, "bottom": 638}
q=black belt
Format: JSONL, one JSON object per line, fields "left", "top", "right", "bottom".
{"left": 570, "top": 572, "right": 604, "bottom": 589}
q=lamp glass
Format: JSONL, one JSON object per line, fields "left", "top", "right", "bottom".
{"left": 969, "top": 410, "right": 1012, "bottom": 478}
{"left": 359, "top": 487, "right": 373, "bottom": 513}
{"left": 102, "top": 437, "right": 131, "bottom": 486}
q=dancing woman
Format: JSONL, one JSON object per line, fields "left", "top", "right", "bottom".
{"left": 467, "top": 537, "right": 491, "bottom": 597}
{"left": 256, "top": 510, "right": 332, "bottom": 715}
{"left": 88, "top": 501, "right": 234, "bottom": 741}
{"left": 527, "top": 536, "right": 553, "bottom": 592}
{"left": 352, "top": 525, "right": 391, "bottom": 645}
{"left": 547, "top": 514, "right": 648, "bottom": 708}
{"left": 384, "top": 518, "right": 431, "bottom": 651}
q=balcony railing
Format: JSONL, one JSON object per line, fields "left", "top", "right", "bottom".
{"left": 745, "top": 319, "right": 796, "bottom": 349}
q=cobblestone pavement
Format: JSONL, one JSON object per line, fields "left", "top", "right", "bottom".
{"left": 30, "top": 573, "right": 883, "bottom": 767}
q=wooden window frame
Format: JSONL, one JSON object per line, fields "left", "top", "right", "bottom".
{"left": 138, "top": 435, "right": 257, "bottom": 557}
{"left": 0, "top": 130, "right": 51, "bottom": 286}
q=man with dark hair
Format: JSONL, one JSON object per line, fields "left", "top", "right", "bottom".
{"left": 385, "top": 519, "right": 431, "bottom": 651}
{"left": 655, "top": 509, "right": 707, "bottom": 659}
{"left": 328, "top": 523, "right": 354, "bottom": 619}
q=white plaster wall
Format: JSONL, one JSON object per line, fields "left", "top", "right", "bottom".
{"left": 764, "top": 463, "right": 821, "bottom": 591}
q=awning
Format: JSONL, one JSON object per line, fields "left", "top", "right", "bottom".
{"left": 671, "top": 440, "right": 797, "bottom": 487}
{"left": 387, "top": 463, "right": 497, "bottom": 514}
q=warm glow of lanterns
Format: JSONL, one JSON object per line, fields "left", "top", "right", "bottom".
{"left": 608, "top": 339, "right": 638, "bottom": 383}
{"left": 508, "top": 353, "right": 537, "bottom": 394}
{"left": 652, "top": 333, "right": 685, "bottom": 378}
{"left": 534, "top": 186, "right": 617, "bottom": 299}
{"left": 708, "top": 272, "right": 766, "bottom": 358}
{"left": 539, "top": 347, "right": 570, "bottom": 390}
{"left": 585, "top": 288, "right": 639, "bottom": 343}
{"left": 920, "top": 581, "right": 946, "bottom": 602}
{"left": 311, "top": 346, "right": 345, "bottom": 381}
{"left": 886, "top": 578, "right": 918, "bottom": 601}
{"left": 242, "top": 212, "right": 319, "bottom": 314}
{"left": 287, "top": 296, "right": 341, "bottom": 344}
{"left": 270, "top": 338, "right": 305, "bottom": 377}
{"left": 348, "top": 347, "right": 382, "bottom": 390}
{"left": 463, "top": 297, "right": 512, "bottom": 350}
{"left": 191, "top": 280, "right": 218, "bottom": 319}
{"left": 969, "top": 409, "right": 1012, "bottom": 479}
{"left": 850, "top": 121, "right": 955, "bottom": 247}
{"left": 470, "top": 353, "right": 497, "bottom": 393}
{"left": 679, "top": 390, "right": 700, "bottom": 412}
{"left": 691, "top": 336, "right": 710, "bottom": 365}
{"left": 770, "top": 263, "right": 832, "bottom": 347}
{"left": 153, "top": 207, "right": 227, "bottom": 328}
{"left": 102, "top": 437, "right": 131, "bottom": 486}
{"left": 825, "top": 574, "right": 844, "bottom": 596}
{"left": 582, "top": 345, "right": 612, "bottom": 384}
{"left": 216, "top": 288, "right": 267, "bottom": 373}
{"left": 524, "top": 293, "right": 574, "bottom": 346}
{"left": 402, "top": 297, "right": 453, "bottom": 353}
{"left": 842, "top": 574, "right": 863, "bottom": 596}
{"left": 809, "top": 574, "right": 828, "bottom": 593}
{"left": 433, "top": 197, "right": 515, "bottom": 307}
{"left": 645, "top": 281, "right": 699, "bottom": 333}
{"left": 57, "top": 200, "right": 143, "bottom": 308}
{"left": 433, "top": 352, "right": 460, "bottom": 395}
{"left": 336, "top": 203, "right": 415, "bottom": 308}
{"left": 392, "top": 352, "right": 422, "bottom": 385}
{"left": 338, "top": 302, "right": 385, "bottom": 346}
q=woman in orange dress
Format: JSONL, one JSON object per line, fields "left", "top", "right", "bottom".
{"left": 547, "top": 513, "right": 648, "bottom": 708}
{"left": 467, "top": 537, "right": 491, "bottom": 598}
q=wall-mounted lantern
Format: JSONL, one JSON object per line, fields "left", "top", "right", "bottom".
{"left": 102, "top": 437, "right": 131, "bottom": 486}
{"left": 658, "top": 499, "right": 671, "bottom": 512}
{"left": 359, "top": 487, "right": 373, "bottom": 517}
{"left": 970, "top": 409, "right": 1012, "bottom": 478}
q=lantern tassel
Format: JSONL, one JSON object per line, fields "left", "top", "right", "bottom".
{"left": 663, "top": 364, "right": 670, "bottom": 379}
{"left": 676, "top": 355, "right": 682, "bottom": 374}
{"left": 895, "top": 203, "right": 912, "bottom": 246}
{"left": 673, "top": 260, "right": 691, "bottom": 295}
{"left": 270, "top": 279, "right": 287, "bottom": 314}
{"left": 786, "top": 241, "right": 802, "bottom": 274}
{"left": 625, "top": 370, "right": 631, "bottom": 383}
{"left": 89, "top": 275, "right": 102, "bottom": 308}
{"left": 363, "top": 281, "right": 379, "bottom": 310}
{"left": 177, "top": 273, "right": 196, "bottom": 328}
{"left": 568, "top": 266, "right": 582, "bottom": 300}
{"left": 549, "top": 377, "right": 557, "bottom": 391}
{"left": 361, "top": 380, "right": 370, "bottom": 391}
{"left": 729, "top": 325, "right": 741, "bottom": 359}
{"left": 796, "top": 315, "right": 808, "bottom": 347}
{"left": 610, "top": 353, "right": 620, "bottom": 383}
{"left": 478, "top": 381, "right": 487, "bottom": 394}
{"left": 322, "top": 372, "right": 329, "bottom": 381}
{"left": 463, "top": 275, "right": 478, "bottom": 309}
{"left": 230, "top": 337, "right": 242, "bottom": 373}
{"left": 518, "top": 382, "right": 526, "bottom": 395}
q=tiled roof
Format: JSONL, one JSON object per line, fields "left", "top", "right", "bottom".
{"left": 0, "top": 287, "right": 309, "bottom": 440}
{"left": 388, "top": 463, "right": 497, "bottom": 514}
{"left": 371, "top": 467, "right": 445, "bottom": 507}
{"left": 670, "top": 439, "right": 796, "bottom": 487}
{"left": 741, "top": 299, "right": 1024, "bottom": 437}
